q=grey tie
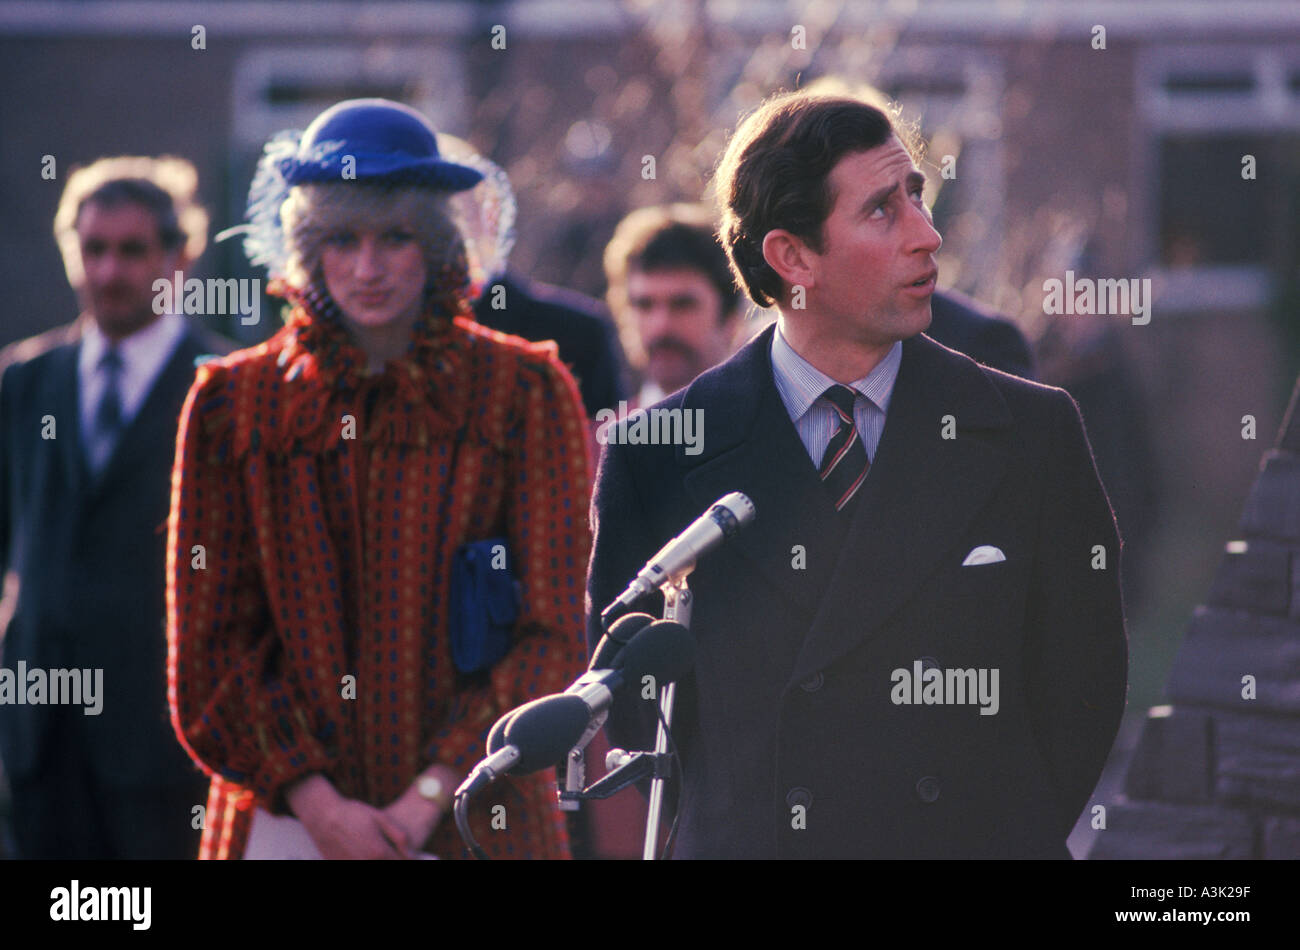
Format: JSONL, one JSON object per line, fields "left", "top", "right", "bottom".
{"left": 88, "top": 346, "right": 124, "bottom": 474}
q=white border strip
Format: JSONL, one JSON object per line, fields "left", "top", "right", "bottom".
{"left": 0, "top": 0, "right": 1296, "bottom": 37}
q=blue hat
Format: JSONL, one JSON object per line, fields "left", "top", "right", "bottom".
{"left": 227, "top": 99, "right": 515, "bottom": 287}
{"left": 278, "top": 98, "right": 484, "bottom": 191}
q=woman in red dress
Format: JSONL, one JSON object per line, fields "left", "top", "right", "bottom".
{"left": 166, "top": 99, "right": 591, "bottom": 859}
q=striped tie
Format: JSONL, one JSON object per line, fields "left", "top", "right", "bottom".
{"left": 818, "top": 384, "right": 870, "bottom": 512}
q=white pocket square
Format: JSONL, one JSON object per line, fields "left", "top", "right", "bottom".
{"left": 962, "top": 545, "right": 1006, "bottom": 566}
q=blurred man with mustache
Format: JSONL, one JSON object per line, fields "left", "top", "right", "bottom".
{"left": 0, "top": 156, "right": 227, "bottom": 858}
{"left": 603, "top": 203, "right": 742, "bottom": 410}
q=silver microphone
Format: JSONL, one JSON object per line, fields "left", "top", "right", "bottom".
{"left": 602, "top": 492, "right": 756, "bottom": 620}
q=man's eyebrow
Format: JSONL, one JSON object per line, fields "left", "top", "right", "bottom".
{"left": 860, "top": 182, "right": 897, "bottom": 213}
{"left": 861, "top": 171, "right": 928, "bottom": 214}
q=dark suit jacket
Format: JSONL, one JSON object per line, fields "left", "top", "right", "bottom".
{"left": 473, "top": 271, "right": 629, "bottom": 416}
{"left": 929, "top": 289, "right": 1035, "bottom": 380}
{"left": 586, "top": 325, "right": 1127, "bottom": 858}
{"left": 0, "top": 321, "right": 230, "bottom": 791}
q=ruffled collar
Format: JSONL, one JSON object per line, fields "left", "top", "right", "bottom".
{"left": 265, "top": 279, "right": 473, "bottom": 453}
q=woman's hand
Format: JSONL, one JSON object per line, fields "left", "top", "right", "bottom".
{"left": 286, "top": 774, "right": 413, "bottom": 859}
{"left": 383, "top": 764, "right": 461, "bottom": 856}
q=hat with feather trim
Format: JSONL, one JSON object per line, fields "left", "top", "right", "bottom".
{"left": 281, "top": 98, "right": 483, "bottom": 189}
{"left": 221, "top": 98, "right": 515, "bottom": 299}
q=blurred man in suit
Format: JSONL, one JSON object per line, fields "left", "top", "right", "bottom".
{"left": 929, "top": 288, "right": 1034, "bottom": 379}
{"left": 459, "top": 139, "right": 628, "bottom": 419}
{"left": 603, "top": 203, "right": 743, "bottom": 411}
{"left": 0, "top": 156, "right": 228, "bottom": 858}
{"left": 587, "top": 92, "right": 1126, "bottom": 858}
{"left": 474, "top": 271, "right": 628, "bottom": 420}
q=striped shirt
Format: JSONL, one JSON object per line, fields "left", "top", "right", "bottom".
{"left": 770, "top": 323, "right": 902, "bottom": 468}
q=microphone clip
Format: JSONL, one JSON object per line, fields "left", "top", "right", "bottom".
{"left": 560, "top": 748, "right": 672, "bottom": 805}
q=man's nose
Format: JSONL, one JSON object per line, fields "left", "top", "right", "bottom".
{"left": 639, "top": 304, "right": 670, "bottom": 339}
{"left": 88, "top": 250, "right": 126, "bottom": 283}
{"left": 907, "top": 203, "right": 943, "bottom": 255}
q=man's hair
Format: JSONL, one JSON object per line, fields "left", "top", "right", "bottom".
{"left": 53, "top": 155, "right": 208, "bottom": 287}
{"left": 603, "top": 203, "right": 740, "bottom": 365}
{"left": 713, "top": 90, "right": 921, "bottom": 308}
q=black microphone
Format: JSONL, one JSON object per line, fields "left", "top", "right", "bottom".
{"left": 488, "top": 612, "right": 659, "bottom": 756}
{"left": 561, "top": 617, "right": 696, "bottom": 800}
{"left": 458, "top": 694, "right": 593, "bottom": 798}
{"left": 588, "top": 611, "right": 655, "bottom": 672}
{"left": 564, "top": 621, "right": 696, "bottom": 774}
{"left": 485, "top": 706, "right": 518, "bottom": 756}
{"left": 567, "top": 618, "right": 694, "bottom": 716}
{"left": 600, "top": 491, "right": 755, "bottom": 626}
{"left": 471, "top": 618, "right": 696, "bottom": 793}
{"left": 564, "top": 612, "right": 674, "bottom": 810}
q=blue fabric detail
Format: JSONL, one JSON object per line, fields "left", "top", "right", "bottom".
{"left": 450, "top": 538, "right": 519, "bottom": 674}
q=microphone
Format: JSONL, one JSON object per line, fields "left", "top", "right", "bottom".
{"left": 562, "top": 617, "right": 695, "bottom": 809}
{"left": 563, "top": 611, "right": 676, "bottom": 810}
{"left": 468, "top": 618, "right": 696, "bottom": 796}
{"left": 588, "top": 611, "right": 656, "bottom": 673}
{"left": 567, "top": 618, "right": 694, "bottom": 716}
{"left": 485, "top": 705, "right": 518, "bottom": 757}
{"left": 601, "top": 491, "right": 755, "bottom": 626}
{"left": 458, "top": 694, "right": 593, "bottom": 798}
{"left": 488, "top": 611, "right": 660, "bottom": 756}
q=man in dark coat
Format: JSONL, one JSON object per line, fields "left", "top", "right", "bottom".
{"left": 929, "top": 288, "right": 1034, "bottom": 380}
{"left": 586, "top": 92, "right": 1127, "bottom": 859}
{"left": 0, "top": 156, "right": 228, "bottom": 858}
{"left": 473, "top": 270, "right": 628, "bottom": 418}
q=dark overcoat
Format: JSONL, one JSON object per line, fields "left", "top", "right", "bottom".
{"left": 0, "top": 324, "right": 225, "bottom": 805}
{"left": 586, "top": 325, "right": 1127, "bottom": 859}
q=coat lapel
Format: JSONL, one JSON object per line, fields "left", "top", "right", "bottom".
{"left": 49, "top": 343, "right": 91, "bottom": 497}
{"left": 679, "top": 325, "right": 842, "bottom": 617}
{"left": 788, "top": 333, "right": 1015, "bottom": 685}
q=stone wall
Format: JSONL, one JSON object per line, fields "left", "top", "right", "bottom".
{"left": 1091, "top": 375, "right": 1300, "bottom": 859}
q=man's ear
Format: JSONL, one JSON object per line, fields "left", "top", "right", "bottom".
{"left": 761, "top": 229, "right": 816, "bottom": 294}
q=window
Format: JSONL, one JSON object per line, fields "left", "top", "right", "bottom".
{"left": 1138, "top": 45, "right": 1300, "bottom": 309}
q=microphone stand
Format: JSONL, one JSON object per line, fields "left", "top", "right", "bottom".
{"left": 642, "top": 575, "right": 691, "bottom": 860}
{"left": 564, "top": 575, "right": 691, "bottom": 859}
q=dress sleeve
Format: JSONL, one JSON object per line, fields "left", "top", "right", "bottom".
{"left": 426, "top": 351, "right": 592, "bottom": 770}
{"left": 166, "top": 364, "right": 336, "bottom": 812}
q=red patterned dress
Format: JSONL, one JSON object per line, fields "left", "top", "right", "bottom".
{"left": 166, "top": 293, "right": 591, "bottom": 859}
